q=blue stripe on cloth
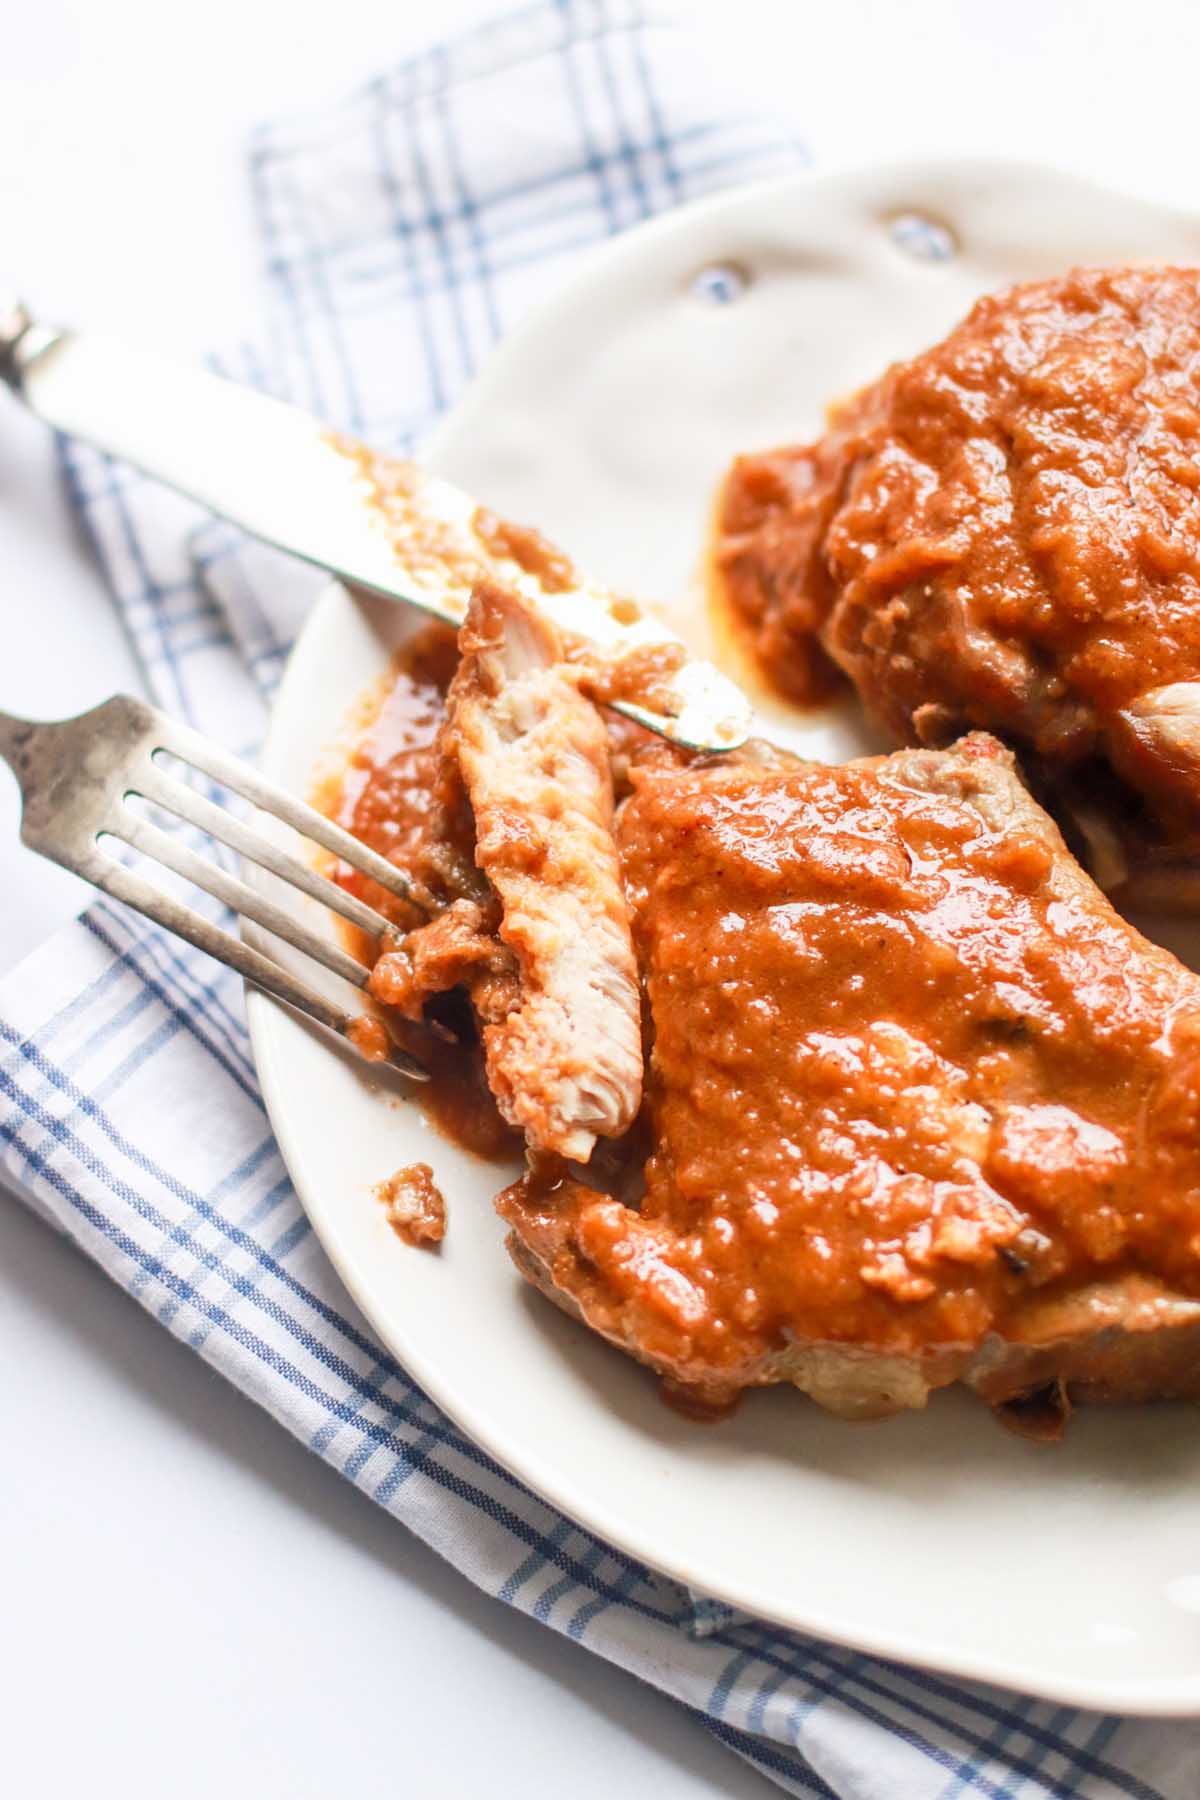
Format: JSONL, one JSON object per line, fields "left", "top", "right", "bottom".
{"left": 81, "top": 913, "right": 260, "bottom": 1099}
{"left": 592, "top": 8, "right": 654, "bottom": 222}
{"left": 694, "top": 1707, "right": 839, "bottom": 1797}
{"left": 138, "top": 1136, "right": 280, "bottom": 1301}
{"left": 0, "top": 1028, "right": 679, "bottom": 1597}
{"left": 713, "top": 1620, "right": 1167, "bottom": 1800}
{"left": 533, "top": 1532, "right": 604, "bottom": 1622}
{"left": 500, "top": 1514, "right": 577, "bottom": 1609}
{"left": 371, "top": 73, "right": 452, "bottom": 418}
{"left": 169, "top": 1171, "right": 302, "bottom": 1336}
{"left": 397, "top": 53, "right": 478, "bottom": 393}
{"left": 629, "top": 18, "right": 683, "bottom": 206}
{"left": 566, "top": 1555, "right": 645, "bottom": 1642}
{"left": 2, "top": 1088, "right": 681, "bottom": 1630}
{"left": 247, "top": 116, "right": 728, "bottom": 283}
{"left": 432, "top": 43, "right": 503, "bottom": 347}
{"left": 335, "top": 1355, "right": 421, "bottom": 1476}
{"left": 0, "top": 3, "right": 1186, "bottom": 1796}
{"left": 557, "top": 2, "right": 624, "bottom": 236}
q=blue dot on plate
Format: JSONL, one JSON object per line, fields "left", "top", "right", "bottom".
{"left": 889, "top": 213, "right": 957, "bottom": 263}
{"left": 690, "top": 262, "right": 751, "bottom": 305}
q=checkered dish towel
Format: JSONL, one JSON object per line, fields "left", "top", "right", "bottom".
{"left": 3, "top": 5, "right": 1197, "bottom": 1794}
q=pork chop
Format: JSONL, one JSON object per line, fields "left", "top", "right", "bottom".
{"left": 714, "top": 265, "right": 1200, "bottom": 906}
{"left": 499, "top": 733, "right": 1200, "bottom": 1428}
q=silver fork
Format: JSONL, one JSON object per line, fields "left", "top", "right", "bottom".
{"left": 0, "top": 693, "right": 432, "bottom": 1081}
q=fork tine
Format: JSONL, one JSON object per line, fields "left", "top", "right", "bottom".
{"left": 0, "top": 697, "right": 428, "bottom": 1081}
{"left": 131, "top": 760, "right": 403, "bottom": 943}
{"left": 80, "top": 847, "right": 428, "bottom": 1081}
{"left": 149, "top": 715, "right": 437, "bottom": 914}
{"left": 109, "top": 809, "right": 374, "bottom": 991}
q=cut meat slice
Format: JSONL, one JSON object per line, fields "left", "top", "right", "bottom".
{"left": 499, "top": 733, "right": 1200, "bottom": 1426}
{"left": 412, "top": 579, "right": 643, "bottom": 1160}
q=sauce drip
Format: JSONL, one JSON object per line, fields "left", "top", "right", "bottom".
{"left": 324, "top": 625, "right": 516, "bottom": 1161}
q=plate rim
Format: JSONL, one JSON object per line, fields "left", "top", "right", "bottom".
{"left": 248, "top": 153, "right": 1200, "bottom": 1716}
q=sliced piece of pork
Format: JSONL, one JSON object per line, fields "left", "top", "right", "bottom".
{"left": 438, "top": 580, "right": 643, "bottom": 1160}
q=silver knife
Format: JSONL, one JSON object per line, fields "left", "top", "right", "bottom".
{"left": 0, "top": 299, "right": 751, "bottom": 754}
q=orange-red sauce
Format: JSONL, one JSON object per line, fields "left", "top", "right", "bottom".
{"left": 346, "top": 1013, "right": 392, "bottom": 1062}
{"left": 559, "top": 742, "right": 1200, "bottom": 1373}
{"left": 714, "top": 266, "right": 1200, "bottom": 795}
{"left": 471, "top": 508, "right": 577, "bottom": 592}
{"left": 324, "top": 626, "right": 516, "bottom": 1161}
{"left": 327, "top": 625, "right": 475, "bottom": 928}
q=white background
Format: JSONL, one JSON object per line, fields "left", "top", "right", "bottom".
{"left": 3, "top": 2, "right": 1200, "bottom": 1794}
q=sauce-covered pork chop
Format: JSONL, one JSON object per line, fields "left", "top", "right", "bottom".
{"left": 501, "top": 733, "right": 1200, "bottom": 1428}
{"left": 715, "top": 265, "right": 1200, "bottom": 905}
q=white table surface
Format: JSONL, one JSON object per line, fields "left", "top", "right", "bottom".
{"left": 4, "top": 2, "right": 1200, "bottom": 1793}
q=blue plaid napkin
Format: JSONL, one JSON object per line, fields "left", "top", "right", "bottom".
{"left": 3, "top": 4, "right": 1197, "bottom": 1793}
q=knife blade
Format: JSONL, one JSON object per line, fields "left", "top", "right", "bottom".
{"left": 0, "top": 303, "right": 752, "bottom": 753}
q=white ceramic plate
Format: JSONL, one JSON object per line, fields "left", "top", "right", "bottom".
{"left": 249, "top": 160, "right": 1200, "bottom": 1714}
